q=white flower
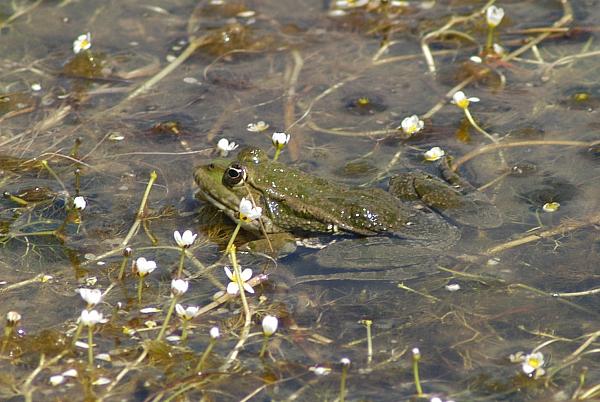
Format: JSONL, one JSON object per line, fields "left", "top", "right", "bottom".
{"left": 412, "top": 347, "right": 421, "bottom": 358}
{"left": 340, "top": 357, "right": 351, "bottom": 366}
{"left": 309, "top": 366, "right": 331, "bottom": 376}
{"left": 424, "top": 146, "right": 445, "bottom": 161}
{"left": 400, "top": 115, "right": 425, "bottom": 135}
{"left": 224, "top": 266, "right": 255, "bottom": 295}
{"left": 77, "top": 288, "right": 102, "bottom": 306}
{"left": 49, "top": 375, "right": 65, "bottom": 386}
{"left": 542, "top": 202, "right": 560, "bottom": 212}
{"left": 171, "top": 279, "right": 189, "bottom": 296}
{"left": 271, "top": 132, "right": 290, "bottom": 148}
{"left": 174, "top": 230, "right": 197, "bottom": 248}
{"left": 140, "top": 307, "right": 161, "bottom": 314}
{"left": 175, "top": 304, "right": 200, "bottom": 320}
{"left": 210, "top": 326, "right": 220, "bottom": 339}
{"left": 73, "top": 196, "right": 86, "bottom": 210}
{"left": 92, "top": 377, "right": 111, "bottom": 386}
{"left": 216, "top": 138, "right": 239, "bottom": 156}
{"left": 79, "top": 309, "right": 107, "bottom": 327}
{"left": 73, "top": 32, "right": 92, "bottom": 54}
{"left": 452, "top": 91, "right": 480, "bottom": 110}
{"left": 486, "top": 6, "right": 505, "bottom": 27}
{"left": 336, "top": 0, "right": 369, "bottom": 8}
{"left": 62, "top": 369, "right": 78, "bottom": 377}
{"left": 493, "top": 43, "right": 506, "bottom": 55}
{"left": 239, "top": 197, "right": 262, "bottom": 222}
{"left": 6, "top": 311, "right": 21, "bottom": 323}
{"left": 134, "top": 257, "right": 157, "bottom": 276}
{"left": 31, "top": 83, "right": 42, "bottom": 92}
{"left": 262, "top": 315, "right": 278, "bottom": 336}
{"left": 445, "top": 283, "right": 461, "bottom": 292}
{"left": 246, "top": 121, "right": 269, "bottom": 132}
{"left": 469, "top": 55, "right": 483, "bottom": 63}
{"left": 522, "top": 351, "right": 545, "bottom": 377}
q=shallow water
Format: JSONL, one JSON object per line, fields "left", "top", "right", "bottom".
{"left": 0, "top": 0, "right": 599, "bottom": 400}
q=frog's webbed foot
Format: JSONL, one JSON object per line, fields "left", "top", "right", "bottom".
{"left": 241, "top": 232, "right": 297, "bottom": 258}
{"left": 390, "top": 159, "right": 502, "bottom": 229}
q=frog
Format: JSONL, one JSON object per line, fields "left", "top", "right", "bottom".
{"left": 194, "top": 147, "right": 502, "bottom": 281}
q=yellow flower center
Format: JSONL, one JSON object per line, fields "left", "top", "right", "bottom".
{"left": 357, "top": 97, "right": 371, "bottom": 106}
{"left": 526, "top": 357, "right": 541, "bottom": 369}
{"left": 456, "top": 98, "right": 469, "bottom": 109}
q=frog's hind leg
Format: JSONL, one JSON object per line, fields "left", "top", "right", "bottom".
{"left": 391, "top": 206, "right": 461, "bottom": 249}
{"left": 390, "top": 166, "right": 502, "bottom": 229}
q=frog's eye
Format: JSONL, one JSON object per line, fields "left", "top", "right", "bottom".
{"left": 223, "top": 163, "right": 247, "bottom": 187}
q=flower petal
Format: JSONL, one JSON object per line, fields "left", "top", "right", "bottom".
{"left": 243, "top": 283, "right": 255, "bottom": 294}
{"left": 224, "top": 266, "right": 234, "bottom": 280}
{"left": 226, "top": 282, "right": 239, "bottom": 295}
{"left": 241, "top": 268, "right": 253, "bottom": 281}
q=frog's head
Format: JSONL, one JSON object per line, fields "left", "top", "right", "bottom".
{"left": 194, "top": 158, "right": 240, "bottom": 217}
{"left": 194, "top": 149, "right": 277, "bottom": 233}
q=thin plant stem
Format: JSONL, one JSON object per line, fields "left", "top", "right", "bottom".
{"left": 196, "top": 339, "right": 215, "bottom": 372}
{"left": 258, "top": 335, "right": 269, "bottom": 358}
{"left": 452, "top": 139, "right": 596, "bottom": 171}
{"left": 225, "top": 221, "right": 242, "bottom": 253}
{"left": 137, "top": 276, "right": 144, "bottom": 304}
{"left": 122, "top": 36, "right": 209, "bottom": 103}
{"left": 117, "top": 254, "right": 130, "bottom": 281}
{"left": 220, "top": 245, "right": 253, "bottom": 370}
{"left": 181, "top": 321, "right": 189, "bottom": 342}
{"left": 157, "top": 295, "right": 178, "bottom": 341}
{"left": 0, "top": 326, "right": 12, "bottom": 355}
{"left": 87, "top": 326, "right": 94, "bottom": 368}
{"left": 41, "top": 160, "right": 67, "bottom": 193}
{"left": 4, "top": 193, "right": 28, "bottom": 206}
{"left": 363, "top": 320, "right": 373, "bottom": 365}
{"left": 272, "top": 147, "right": 282, "bottom": 161}
{"left": 176, "top": 247, "right": 185, "bottom": 278}
{"left": 340, "top": 364, "right": 348, "bottom": 402}
{"left": 486, "top": 26, "right": 495, "bottom": 51}
{"left": 121, "top": 171, "right": 158, "bottom": 247}
{"left": 230, "top": 246, "right": 250, "bottom": 321}
{"left": 463, "top": 108, "right": 498, "bottom": 144}
{"left": 463, "top": 107, "right": 507, "bottom": 167}
{"left": 72, "top": 322, "right": 83, "bottom": 347}
{"left": 413, "top": 352, "right": 423, "bottom": 396}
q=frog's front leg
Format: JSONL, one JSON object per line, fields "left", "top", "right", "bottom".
{"left": 241, "top": 232, "right": 297, "bottom": 257}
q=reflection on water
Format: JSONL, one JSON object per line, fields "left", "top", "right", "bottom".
{"left": 0, "top": 0, "right": 599, "bottom": 400}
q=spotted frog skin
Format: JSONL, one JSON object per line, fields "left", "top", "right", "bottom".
{"left": 194, "top": 147, "right": 501, "bottom": 252}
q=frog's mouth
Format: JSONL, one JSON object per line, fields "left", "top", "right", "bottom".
{"left": 200, "top": 189, "right": 280, "bottom": 234}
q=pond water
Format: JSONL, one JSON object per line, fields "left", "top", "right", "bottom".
{"left": 1, "top": 0, "right": 599, "bottom": 400}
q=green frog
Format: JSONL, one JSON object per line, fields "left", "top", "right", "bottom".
{"left": 194, "top": 147, "right": 501, "bottom": 281}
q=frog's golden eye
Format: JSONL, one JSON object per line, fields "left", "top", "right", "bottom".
{"left": 223, "top": 163, "right": 247, "bottom": 187}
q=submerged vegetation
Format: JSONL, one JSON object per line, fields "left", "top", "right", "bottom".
{"left": 0, "top": 0, "right": 599, "bottom": 400}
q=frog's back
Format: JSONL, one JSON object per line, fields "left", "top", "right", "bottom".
{"left": 235, "top": 148, "right": 458, "bottom": 245}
